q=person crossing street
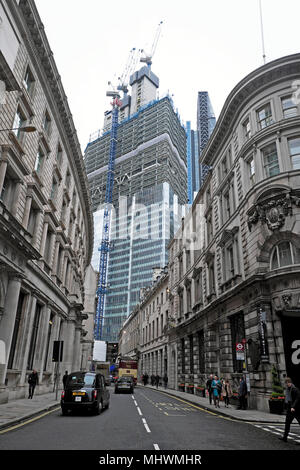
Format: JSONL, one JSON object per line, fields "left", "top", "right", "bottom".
{"left": 279, "top": 377, "right": 300, "bottom": 442}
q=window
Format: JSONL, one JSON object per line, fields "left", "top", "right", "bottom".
{"left": 27, "top": 205, "right": 38, "bottom": 235}
{"left": 43, "top": 110, "right": 51, "bottom": 135}
{"left": 189, "top": 335, "right": 194, "bottom": 373}
{"left": 243, "top": 118, "right": 251, "bottom": 140}
{"left": 257, "top": 103, "right": 273, "bottom": 129}
{"left": 248, "top": 156, "right": 255, "bottom": 185}
{"left": 13, "top": 107, "right": 26, "bottom": 139}
{"left": 206, "top": 211, "right": 213, "bottom": 244}
{"left": 271, "top": 242, "right": 300, "bottom": 269}
{"left": 50, "top": 179, "right": 58, "bottom": 204}
{"left": 7, "top": 292, "right": 26, "bottom": 369}
{"left": 262, "top": 142, "right": 279, "bottom": 177}
{"left": 281, "top": 96, "right": 297, "bottom": 119}
{"left": 198, "top": 330, "right": 205, "bottom": 373}
{"left": 194, "top": 271, "right": 202, "bottom": 304}
{"left": 23, "top": 66, "right": 35, "bottom": 97}
{"left": 181, "top": 338, "right": 185, "bottom": 373}
{"left": 230, "top": 312, "right": 245, "bottom": 373}
{"left": 288, "top": 137, "right": 300, "bottom": 170}
{"left": 179, "top": 291, "right": 184, "bottom": 317}
{"left": 224, "top": 244, "right": 236, "bottom": 281}
{"left": 35, "top": 147, "right": 45, "bottom": 174}
{"left": 56, "top": 144, "right": 63, "bottom": 167}
{"left": 27, "top": 303, "right": 41, "bottom": 370}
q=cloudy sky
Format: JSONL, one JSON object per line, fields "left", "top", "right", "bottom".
{"left": 35, "top": 0, "right": 300, "bottom": 153}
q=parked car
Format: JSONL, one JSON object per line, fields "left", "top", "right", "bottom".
{"left": 114, "top": 376, "right": 134, "bottom": 394}
{"left": 61, "top": 371, "right": 110, "bottom": 415}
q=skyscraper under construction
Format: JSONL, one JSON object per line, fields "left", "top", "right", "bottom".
{"left": 197, "top": 91, "right": 216, "bottom": 187}
{"left": 85, "top": 65, "right": 187, "bottom": 342}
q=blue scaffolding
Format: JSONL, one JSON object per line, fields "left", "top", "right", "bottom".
{"left": 94, "top": 101, "right": 120, "bottom": 341}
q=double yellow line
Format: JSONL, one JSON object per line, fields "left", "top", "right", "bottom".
{"left": 0, "top": 406, "right": 61, "bottom": 434}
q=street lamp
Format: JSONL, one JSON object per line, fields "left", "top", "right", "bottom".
{"left": 0, "top": 126, "right": 37, "bottom": 133}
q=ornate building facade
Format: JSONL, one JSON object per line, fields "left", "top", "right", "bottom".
{"left": 0, "top": 0, "right": 94, "bottom": 402}
{"left": 168, "top": 53, "right": 300, "bottom": 411}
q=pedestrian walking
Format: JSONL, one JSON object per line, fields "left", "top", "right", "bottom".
{"left": 211, "top": 375, "right": 222, "bottom": 408}
{"left": 63, "top": 370, "right": 68, "bottom": 390}
{"left": 142, "top": 372, "right": 149, "bottom": 386}
{"left": 237, "top": 377, "right": 248, "bottom": 410}
{"left": 28, "top": 369, "right": 39, "bottom": 399}
{"left": 222, "top": 378, "right": 232, "bottom": 408}
{"left": 163, "top": 373, "right": 168, "bottom": 389}
{"left": 151, "top": 374, "right": 155, "bottom": 386}
{"left": 206, "top": 374, "right": 214, "bottom": 405}
{"left": 279, "top": 377, "right": 300, "bottom": 442}
{"left": 155, "top": 374, "right": 160, "bottom": 388}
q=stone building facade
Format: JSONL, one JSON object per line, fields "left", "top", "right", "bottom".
{"left": 119, "top": 268, "right": 170, "bottom": 382}
{"left": 0, "top": 0, "right": 94, "bottom": 402}
{"left": 168, "top": 53, "right": 300, "bottom": 411}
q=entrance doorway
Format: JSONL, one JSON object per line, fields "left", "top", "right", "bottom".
{"left": 281, "top": 315, "right": 300, "bottom": 388}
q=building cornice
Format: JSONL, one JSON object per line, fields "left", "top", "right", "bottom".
{"left": 201, "top": 53, "right": 300, "bottom": 167}
{"left": 10, "top": 0, "right": 94, "bottom": 266}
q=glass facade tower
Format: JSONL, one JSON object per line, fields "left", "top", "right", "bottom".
{"left": 197, "top": 91, "right": 216, "bottom": 187}
{"left": 85, "top": 73, "right": 187, "bottom": 342}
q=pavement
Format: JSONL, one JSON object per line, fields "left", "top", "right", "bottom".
{"left": 0, "top": 383, "right": 287, "bottom": 433}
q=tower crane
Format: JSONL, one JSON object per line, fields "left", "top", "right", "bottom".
{"left": 117, "top": 47, "right": 141, "bottom": 95}
{"left": 140, "top": 21, "right": 163, "bottom": 68}
{"left": 94, "top": 50, "right": 139, "bottom": 342}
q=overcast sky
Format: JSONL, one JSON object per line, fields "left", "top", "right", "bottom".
{"left": 35, "top": 0, "right": 300, "bottom": 153}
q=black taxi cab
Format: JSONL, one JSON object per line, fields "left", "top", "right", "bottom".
{"left": 61, "top": 371, "right": 110, "bottom": 415}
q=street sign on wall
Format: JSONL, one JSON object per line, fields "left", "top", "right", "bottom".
{"left": 236, "top": 342, "right": 245, "bottom": 361}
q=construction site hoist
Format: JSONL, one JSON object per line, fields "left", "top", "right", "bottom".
{"left": 94, "top": 49, "right": 140, "bottom": 341}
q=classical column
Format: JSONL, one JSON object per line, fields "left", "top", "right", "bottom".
{"left": 32, "top": 210, "right": 43, "bottom": 249}
{"left": 19, "top": 293, "right": 37, "bottom": 386}
{"left": 51, "top": 240, "right": 60, "bottom": 276}
{"left": 35, "top": 305, "right": 51, "bottom": 384}
{"left": 60, "top": 318, "right": 76, "bottom": 374}
{"left": 72, "top": 326, "right": 82, "bottom": 371}
{"left": 0, "top": 274, "right": 23, "bottom": 385}
{"left": 11, "top": 180, "right": 22, "bottom": 217}
{"left": 39, "top": 221, "right": 49, "bottom": 258}
{"left": 22, "top": 195, "right": 33, "bottom": 230}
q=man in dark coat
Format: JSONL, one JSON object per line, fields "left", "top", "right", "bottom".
{"left": 237, "top": 377, "right": 248, "bottom": 410}
{"left": 279, "top": 377, "right": 300, "bottom": 442}
{"left": 28, "top": 369, "right": 39, "bottom": 399}
{"left": 63, "top": 371, "right": 69, "bottom": 390}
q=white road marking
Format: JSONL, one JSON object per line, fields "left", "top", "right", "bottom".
{"left": 137, "top": 407, "right": 142, "bottom": 416}
{"left": 142, "top": 418, "right": 151, "bottom": 433}
{"left": 154, "top": 444, "right": 160, "bottom": 450}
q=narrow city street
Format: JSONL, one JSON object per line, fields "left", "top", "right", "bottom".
{"left": 0, "top": 386, "right": 299, "bottom": 451}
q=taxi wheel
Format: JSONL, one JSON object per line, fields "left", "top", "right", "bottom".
{"left": 61, "top": 406, "right": 68, "bottom": 416}
{"left": 95, "top": 400, "right": 103, "bottom": 415}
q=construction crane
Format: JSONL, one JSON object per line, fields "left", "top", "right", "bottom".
{"left": 94, "top": 50, "right": 139, "bottom": 341}
{"left": 117, "top": 47, "right": 141, "bottom": 95}
{"left": 140, "top": 21, "right": 163, "bottom": 68}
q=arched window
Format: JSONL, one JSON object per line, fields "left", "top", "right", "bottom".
{"left": 271, "top": 241, "right": 300, "bottom": 269}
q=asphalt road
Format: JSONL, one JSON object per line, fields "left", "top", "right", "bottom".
{"left": 0, "top": 385, "right": 299, "bottom": 451}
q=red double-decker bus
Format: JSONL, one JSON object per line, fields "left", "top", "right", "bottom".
{"left": 117, "top": 357, "right": 138, "bottom": 385}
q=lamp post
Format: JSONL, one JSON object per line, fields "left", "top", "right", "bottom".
{"left": 0, "top": 126, "right": 36, "bottom": 133}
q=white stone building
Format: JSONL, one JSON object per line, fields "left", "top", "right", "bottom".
{"left": 168, "top": 53, "right": 300, "bottom": 411}
{"left": 0, "top": 0, "right": 94, "bottom": 402}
